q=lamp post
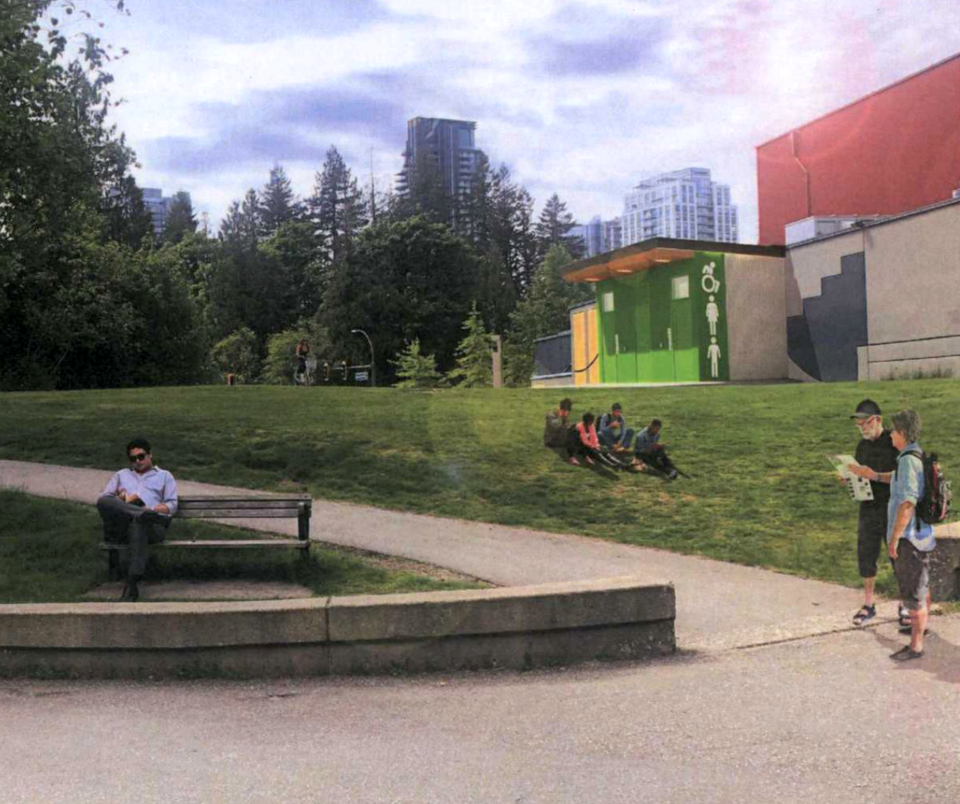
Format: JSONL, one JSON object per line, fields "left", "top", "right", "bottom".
{"left": 350, "top": 328, "right": 375, "bottom": 387}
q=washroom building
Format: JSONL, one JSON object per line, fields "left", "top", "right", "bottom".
{"left": 558, "top": 238, "right": 787, "bottom": 385}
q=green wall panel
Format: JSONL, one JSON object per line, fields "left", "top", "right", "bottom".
{"left": 594, "top": 251, "right": 729, "bottom": 384}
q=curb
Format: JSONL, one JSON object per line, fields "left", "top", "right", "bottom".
{"left": 0, "top": 576, "right": 675, "bottom": 678}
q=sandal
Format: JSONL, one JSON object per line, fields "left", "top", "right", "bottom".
{"left": 898, "top": 624, "right": 930, "bottom": 636}
{"left": 853, "top": 604, "right": 876, "bottom": 626}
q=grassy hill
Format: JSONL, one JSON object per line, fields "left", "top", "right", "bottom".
{"left": 2, "top": 379, "right": 957, "bottom": 596}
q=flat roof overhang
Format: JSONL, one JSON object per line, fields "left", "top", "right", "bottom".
{"left": 562, "top": 237, "right": 786, "bottom": 283}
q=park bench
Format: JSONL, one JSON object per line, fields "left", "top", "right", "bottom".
{"left": 100, "top": 494, "right": 312, "bottom": 580}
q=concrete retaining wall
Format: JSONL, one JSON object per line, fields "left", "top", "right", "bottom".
{"left": 930, "top": 523, "right": 960, "bottom": 602}
{"left": 0, "top": 577, "right": 675, "bottom": 678}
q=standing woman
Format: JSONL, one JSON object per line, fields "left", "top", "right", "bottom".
{"left": 295, "top": 338, "right": 310, "bottom": 384}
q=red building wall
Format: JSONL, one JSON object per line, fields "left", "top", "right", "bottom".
{"left": 757, "top": 54, "right": 960, "bottom": 245}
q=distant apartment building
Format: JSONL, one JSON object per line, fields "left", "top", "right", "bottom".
{"left": 570, "top": 217, "right": 603, "bottom": 257}
{"left": 621, "top": 168, "right": 738, "bottom": 245}
{"left": 602, "top": 216, "right": 622, "bottom": 252}
{"left": 570, "top": 215, "right": 622, "bottom": 258}
{"left": 396, "top": 117, "right": 486, "bottom": 201}
{"left": 141, "top": 188, "right": 189, "bottom": 236}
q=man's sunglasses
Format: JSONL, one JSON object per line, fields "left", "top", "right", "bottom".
{"left": 128, "top": 452, "right": 149, "bottom": 462}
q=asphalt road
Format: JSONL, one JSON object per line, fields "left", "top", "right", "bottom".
{"left": 3, "top": 620, "right": 959, "bottom": 804}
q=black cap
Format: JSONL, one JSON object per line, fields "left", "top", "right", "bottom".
{"left": 851, "top": 399, "right": 881, "bottom": 419}
{"left": 612, "top": 402, "right": 622, "bottom": 411}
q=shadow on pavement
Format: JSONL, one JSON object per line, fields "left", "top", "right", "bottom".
{"left": 871, "top": 620, "right": 960, "bottom": 685}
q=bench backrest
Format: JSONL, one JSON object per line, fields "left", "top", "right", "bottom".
{"left": 176, "top": 495, "right": 312, "bottom": 541}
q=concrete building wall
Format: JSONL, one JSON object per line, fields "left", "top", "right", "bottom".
{"left": 785, "top": 229, "right": 865, "bottom": 315}
{"left": 725, "top": 255, "right": 788, "bottom": 381}
{"left": 860, "top": 201, "right": 960, "bottom": 379}
{"left": 785, "top": 199, "right": 960, "bottom": 381}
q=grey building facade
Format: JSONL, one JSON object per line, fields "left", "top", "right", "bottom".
{"left": 396, "top": 117, "right": 486, "bottom": 202}
{"left": 141, "top": 188, "right": 190, "bottom": 237}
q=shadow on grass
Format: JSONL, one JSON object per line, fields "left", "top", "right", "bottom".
{"left": 0, "top": 490, "right": 479, "bottom": 604}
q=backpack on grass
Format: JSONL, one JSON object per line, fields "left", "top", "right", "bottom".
{"left": 900, "top": 449, "right": 952, "bottom": 525}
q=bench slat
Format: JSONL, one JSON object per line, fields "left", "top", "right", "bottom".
{"left": 178, "top": 496, "right": 309, "bottom": 503}
{"left": 100, "top": 540, "right": 309, "bottom": 550}
{"left": 178, "top": 501, "right": 305, "bottom": 510}
{"left": 176, "top": 509, "right": 306, "bottom": 519}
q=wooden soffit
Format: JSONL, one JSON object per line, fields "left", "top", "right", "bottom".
{"left": 563, "top": 247, "right": 697, "bottom": 283}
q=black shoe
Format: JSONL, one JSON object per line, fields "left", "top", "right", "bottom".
{"left": 120, "top": 579, "right": 140, "bottom": 602}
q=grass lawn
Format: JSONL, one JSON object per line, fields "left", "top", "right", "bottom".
{"left": 0, "top": 490, "right": 484, "bottom": 603}
{"left": 1, "top": 379, "right": 957, "bottom": 597}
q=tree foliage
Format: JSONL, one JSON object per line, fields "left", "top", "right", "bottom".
{"left": 260, "top": 163, "right": 300, "bottom": 238}
{"left": 163, "top": 190, "right": 197, "bottom": 245}
{"left": 535, "top": 193, "right": 584, "bottom": 261}
{"left": 323, "top": 216, "right": 480, "bottom": 381}
{"left": 262, "top": 322, "right": 332, "bottom": 385}
{"left": 503, "top": 244, "right": 589, "bottom": 386}
{"left": 391, "top": 339, "right": 446, "bottom": 389}
{"left": 307, "top": 146, "right": 367, "bottom": 266}
{"left": 211, "top": 327, "right": 260, "bottom": 383}
{"left": 447, "top": 302, "right": 494, "bottom": 388}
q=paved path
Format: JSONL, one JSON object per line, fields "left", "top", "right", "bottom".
{"left": 3, "top": 623, "right": 959, "bottom": 804}
{"left": 0, "top": 459, "right": 895, "bottom": 651}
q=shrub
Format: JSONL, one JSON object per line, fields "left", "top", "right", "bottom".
{"left": 211, "top": 327, "right": 260, "bottom": 383}
{"left": 391, "top": 339, "right": 447, "bottom": 389}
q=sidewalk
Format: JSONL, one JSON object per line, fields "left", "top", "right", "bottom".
{"left": 0, "top": 459, "right": 896, "bottom": 652}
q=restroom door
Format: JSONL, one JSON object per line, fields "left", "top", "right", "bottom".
{"left": 670, "top": 274, "right": 698, "bottom": 381}
{"left": 614, "top": 282, "right": 638, "bottom": 382}
{"left": 648, "top": 271, "right": 675, "bottom": 382}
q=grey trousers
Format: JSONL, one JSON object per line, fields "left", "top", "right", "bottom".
{"left": 96, "top": 494, "right": 169, "bottom": 577}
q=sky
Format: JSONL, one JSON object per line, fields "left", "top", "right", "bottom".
{"left": 75, "top": 0, "right": 960, "bottom": 243}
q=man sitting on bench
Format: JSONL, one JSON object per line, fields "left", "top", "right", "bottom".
{"left": 634, "top": 419, "right": 679, "bottom": 480}
{"left": 96, "top": 438, "right": 178, "bottom": 602}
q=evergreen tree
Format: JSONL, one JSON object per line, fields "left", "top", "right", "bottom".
{"left": 219, "top": 200, "right": 243, "bottom": 242}
{"left": 447, "top": 302, "right": 494, "bottom": 388}
{"left": 391, "top": 339, "right": 446, "bottom": 389}
{"left": 103, "top": 173, "right": 154, "bottom": 249}
{"left": 503, "top": 244, "right": 589, "bottom": 386}
{"left": 260, "top": 163, "right": 300, "bottom": 237}
{"left": 100, "top": 138, "right": 153, "bottom": 250}
{"left": 306, "top": 146, "right": 368, "bottom": 265}
{"left": 323, "top": 216, "right": 480, "bottom": 379}
{"left": 535, "top": 193, "right": 584, "bottom": 260}
{"left": 163, "top": 190, "right": 197, "bottom": 245}
{"left": 239, "top": 188, "right": 262, "bottom": 247}
{"left": 394, "top": 151, "right": 452, "bottom": 224}
{"left": 458, "top": 152, "right": 493, "bottom": 247}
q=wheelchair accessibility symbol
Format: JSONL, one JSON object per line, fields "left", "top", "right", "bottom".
{"left": 701, "top": 262, "right": 721, "bottom": 294}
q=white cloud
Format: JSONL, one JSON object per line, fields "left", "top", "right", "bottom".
{"left": 102, "top": 0, "right": 960, "bottom": 244}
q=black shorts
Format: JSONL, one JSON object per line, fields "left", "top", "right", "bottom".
{"left": 857, "top": 504, "right": 888, "bottom": 578}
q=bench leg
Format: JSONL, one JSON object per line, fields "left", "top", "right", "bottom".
{"left": 108, "top": 549, "right": 121, "bottom": 582}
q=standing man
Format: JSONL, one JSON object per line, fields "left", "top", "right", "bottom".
{"left": 845, "top": 400, "right": 900, "bottom": 627}
{"left": 886, "top": 410, "right": 936, "bottom": 661}
{"left": 97, "top": 438, "right": 178, "bottom": 602}
{"left": 598, "top": 403, "right": 634, "bottom": 452}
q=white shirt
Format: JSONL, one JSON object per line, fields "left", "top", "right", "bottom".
{"left": 102, "top": 466, "right": 179, "bottom": 515}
